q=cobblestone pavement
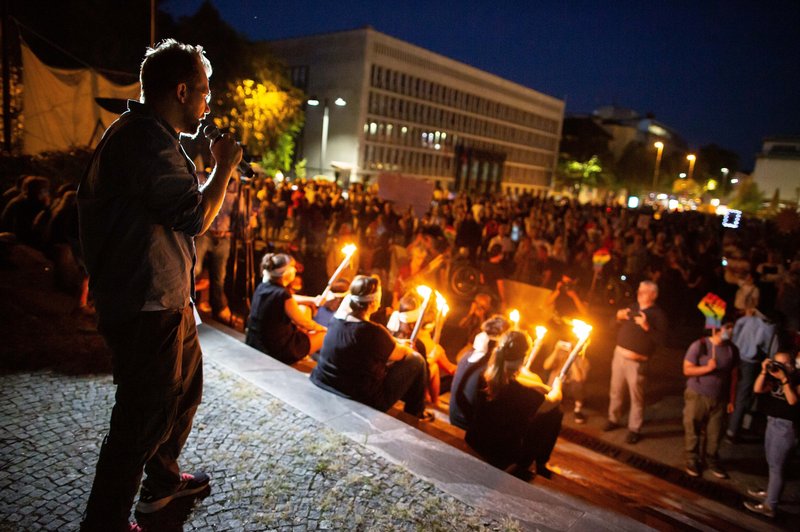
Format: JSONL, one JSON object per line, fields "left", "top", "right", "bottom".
{"left": 0, "top": 363, "right": 517, "bottom": 531}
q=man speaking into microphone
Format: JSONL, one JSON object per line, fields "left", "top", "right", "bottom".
{"left": 77, "top": 39, "right": 241, "bottom": 531}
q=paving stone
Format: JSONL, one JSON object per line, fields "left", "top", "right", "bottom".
{"left": 1, "top": 363, "right": 511, "bottom": 530}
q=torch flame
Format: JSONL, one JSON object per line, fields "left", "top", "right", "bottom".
{"left": 416, "top": 285, "right": 432, "bottom": 298}
{"left": 341, "top": 244, "right": 357, "bottom": 256}
{"left": 435, "top": 291, "right": 447, "bottom": 311}
{"left": 509, "top": 309, "right": 520, "bottom": 324}
{"left": 571, "top": 319, "right": 592, "bottom": 340}
{"left": 535, "top": 326, "right": 547, "bottom": 340}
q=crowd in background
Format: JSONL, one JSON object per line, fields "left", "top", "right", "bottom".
{"left": 3, "top": 173, "right": 800, "bottom": 340}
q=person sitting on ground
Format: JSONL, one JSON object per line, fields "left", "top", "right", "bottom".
{"left": 310, "top": 275, "right": 433, "bottom": 421}
{"left": 449, "top": 315, "right": 510, "bottom": 430}
{"left": 245, "top": 252, "right": 326, "bottom": 364}
{"left": 0, "top": 175, "right": 51, "bottom": 246}
{"left": 466, "top": 330, "right": 564, "bottom": 480}
{"left": 743, "top": 351, "right": 799, "bottom": 518}
{"left": 387, "top": 291, "right": 456, "bottom": 408}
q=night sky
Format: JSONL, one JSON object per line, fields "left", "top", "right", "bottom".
{"left": 163, "top": 0, "right": 800, "bottom": 170}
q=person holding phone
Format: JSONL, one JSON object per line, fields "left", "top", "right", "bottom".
{"left": 604, "top": 281, "right": 667, "bottom": 444}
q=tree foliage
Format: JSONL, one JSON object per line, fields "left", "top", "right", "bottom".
{"left": 729, "top": 177, "right": 764, "bottom": 214}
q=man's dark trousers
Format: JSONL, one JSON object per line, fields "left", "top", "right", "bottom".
{"left": 83, "top": 306, "right": 203, "bottom": 530}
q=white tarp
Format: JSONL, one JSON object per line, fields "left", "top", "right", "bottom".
{"left": 21, "top": 41, "right": 139, "bottom": 155}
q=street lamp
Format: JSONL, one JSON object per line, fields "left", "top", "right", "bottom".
{"left": 721, "top": 167, "right": 730, "bottom": 191}
{"left": 686, "top": 154, "right": 696, "bottom": 182}
{"left": 652, "top": 141, "right": 664, "bottom": 189}
{"left": 307, "top": 96, "right": 347, "bottom": 177}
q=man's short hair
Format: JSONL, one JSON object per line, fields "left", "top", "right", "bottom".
{"left": 639, "top": 280, "right": 658, "bottom": 296}
{"left": 140, "top": 39, "right": 212, "bottom": 103}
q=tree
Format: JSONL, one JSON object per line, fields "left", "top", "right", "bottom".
{"left": 557, "top": 155, "right": 614, "bottom": 193}
{"left": 729, "top": 177, "right": 764, "bottom": 214}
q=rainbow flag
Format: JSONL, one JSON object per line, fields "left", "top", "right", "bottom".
{"left": 698, "top": 292, "right": 726, "bottom": 329}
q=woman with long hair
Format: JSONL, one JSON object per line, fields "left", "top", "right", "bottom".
{"left": 466, "top": 330, "right": 564, "bottom": 479}
{"left": 245, "top": 253, "right": 326, "bottom": 364}
{"left": 310, "top": 275, "right": 432, "bottom": 420}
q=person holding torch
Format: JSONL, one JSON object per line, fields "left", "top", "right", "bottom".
{"left": 245, "top": 253, "right": 327, "bottom": 364}
{"left": 466, "top": 331, "right": 564, "bottom": 480}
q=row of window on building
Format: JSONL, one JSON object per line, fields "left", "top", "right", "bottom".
{"left": 370, "top": 64, "right": 559, "bottom": 134}
{"left": 366, "top": 90, "right": 557, "bottom": 153}
{"left": 363, "top": 117, "right": 555, "bottom": 169}
{"left": 362, "top": 141, "right": 454, "bottom": 177}
{"left": 361, "top": 140, "right": 550, "bottom": 187}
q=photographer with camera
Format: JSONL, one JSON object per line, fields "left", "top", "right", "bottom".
{"left": 604, "top": 281, "right": 667, "bottom": 444}
{"left": 743, "top": 352, "right": 799, "bottom": 518}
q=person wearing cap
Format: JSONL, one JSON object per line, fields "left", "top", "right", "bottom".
{"left": 466, "top": 330, "right": 564, "bottom": 480}
{"left": 245, "top": 252, "right": 326, "bottom": 364}
{"left": 449, "top": 315, "right": 511, "bottom": 430}
{"left": 681, "top": 323, "right": 740, "bottom": 479}
{"left": 310, "top": 275, "right": 432, "bottom": 420}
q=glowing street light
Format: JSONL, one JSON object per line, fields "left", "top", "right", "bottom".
{"left": 686, "top": 154, "right": 697, "bottom": 182}
{"left": 307, "top": 96, "right": 347, "bottom": 177}
{"left": 652, "top": 141, "right": 664, "bottom": 189}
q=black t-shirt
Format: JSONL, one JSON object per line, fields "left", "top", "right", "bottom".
{"left": 759, "top": 373, "right": 800, "bottom": 423}
{"left": 615, "top": 303, "right": 668, "bottom": 357}
{"left": 310, "top": 318, "right": 397, "bottom": 406}
{"left": 465, "top": 379, "right": 546, "bottom": 464}
{"left": 246, "top": 282, "right": 295, "bottom": 353}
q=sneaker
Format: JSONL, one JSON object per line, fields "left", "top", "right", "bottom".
{"left": 743, "top": 501, "right": 775, "bottom": 518}
{"left": 625, "top": 431, "right": 641, "bottom": 444}
{"left": 136, "top": 471, "right": 210, "bottom": 514}
{"left": 573, "top": 410, "right": 587, "bottom": 424}
{"left": 685, "top": 461, "right": 701, "bottom": 477}
{"left": 707, "top": 463, "right": 729, "bottom": 479}
{"left": 747, "top": 488, "right": 767, "bottom": 500}
{"left": 602, "top": 420, "right": 620, "bottom": 432}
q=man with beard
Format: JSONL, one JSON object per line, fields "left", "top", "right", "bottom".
{"left": 78, "top": 40, "right": 242, "bottom": 531}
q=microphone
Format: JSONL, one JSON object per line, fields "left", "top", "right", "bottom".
{"left": 202, "top": 124, "right": 255, "bottom": 179}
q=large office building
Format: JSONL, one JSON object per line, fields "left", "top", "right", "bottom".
{"left": 267, "top": 27, "right": 564, "bottom": 193}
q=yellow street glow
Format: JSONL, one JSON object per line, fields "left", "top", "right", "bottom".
{"left": 341, "top": 244, "right": 357, "bottom": 256}
{"left": 535, "top": 326, "right": 547, "bottom": 340}
{"left": 572, "top": 319, "right": 592, "bottom": 340}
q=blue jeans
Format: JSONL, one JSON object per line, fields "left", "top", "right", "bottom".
{"left": 765, "top": 416, "right": 796, "bottom": 510}
{"left": 727, "top": 361, "right": 760, "bottom": 437}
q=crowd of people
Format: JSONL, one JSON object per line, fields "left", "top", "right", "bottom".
{"left": 1, "top": 38, "right": 798, "bottom": 529}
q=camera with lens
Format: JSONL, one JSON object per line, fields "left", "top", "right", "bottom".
{"left": 767, "top": 360, "right": 787, "bottom": 375}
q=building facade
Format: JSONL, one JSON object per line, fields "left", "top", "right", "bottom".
{"left": 752, "top": 137, "right": 800, "bottom": 205}
{"left": 268, "top": 27, "right": 564, "bottom": 192}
